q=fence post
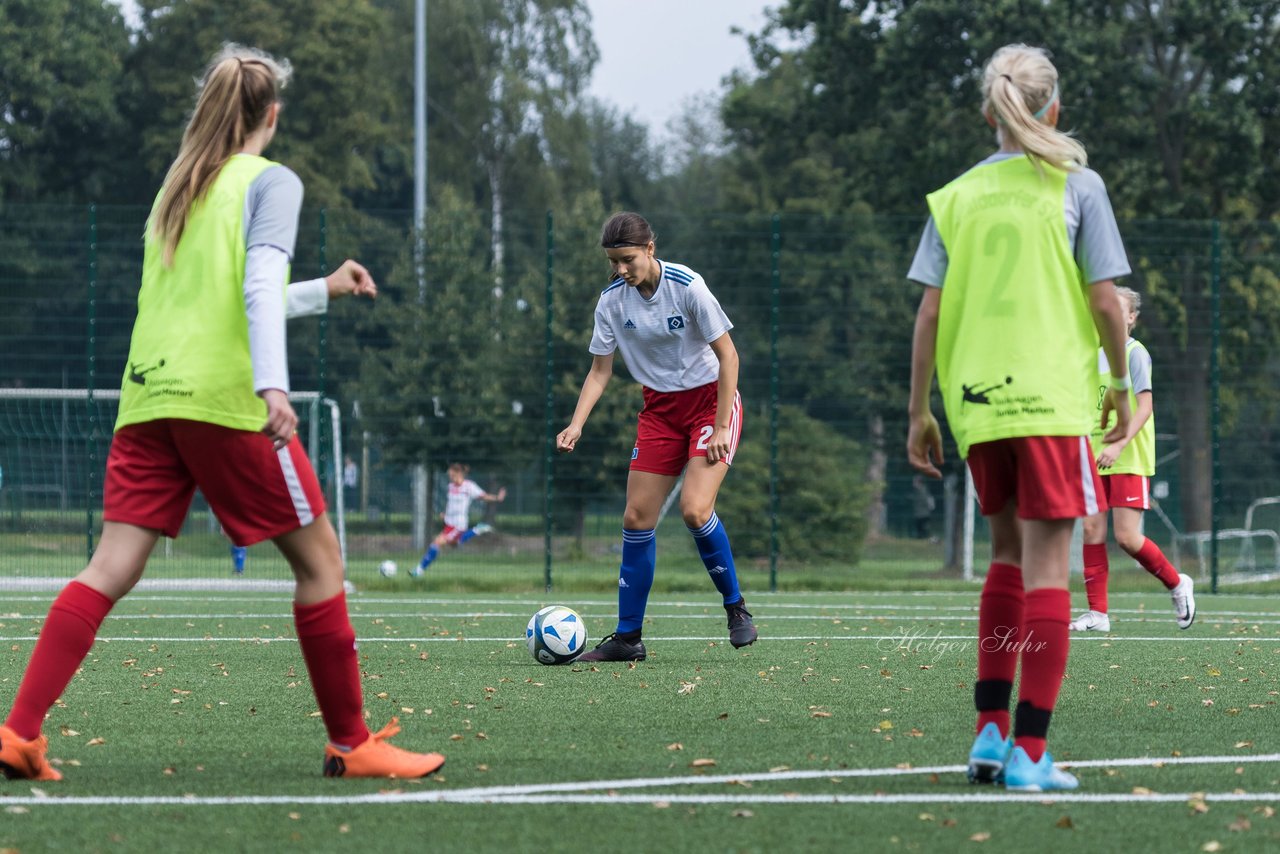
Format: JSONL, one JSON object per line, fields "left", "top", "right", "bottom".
{"left": 85, "top": 204, "right": 99, "bottom": 561}
{"left": 769, "top": 214, "right": 781, "bottom": 592}
{"left": 543, "top": 210, "right": 555, "bottom": 593}
{"left": 1210, "top": 219, "right": 1221, "bottom": 593}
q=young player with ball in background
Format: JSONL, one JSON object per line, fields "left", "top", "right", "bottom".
{"left": 907, "top": 44, "right": 1132, "bottom": 792}
{"left": 0, "top": 45, "right": 444, "bottom": 781}
{"left": 1071, "top": 286, "right": 1196, "bottom": 632}
{"left": 557, "top": 212, "right": 756, "bottom": 662}
{"left": 412, "top": 461, "right": 507, "bottom": 576}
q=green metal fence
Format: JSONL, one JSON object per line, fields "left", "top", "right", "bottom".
{"left": 1, "top": 204, "right": 1275, "bottom": 593}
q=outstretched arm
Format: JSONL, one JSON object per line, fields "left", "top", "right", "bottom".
{"left": 556, "top": 354, "right": 614, "bottom": 453}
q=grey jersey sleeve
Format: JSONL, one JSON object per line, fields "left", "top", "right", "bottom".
{"left": 906, "top": 217, "right": 947, "bottom": 288}
{"left": 244, "top": 165, "right": 304, "bottom": 259}
{"left": 1128, "top": 341, "right": 1153, "bottom": 394}
{"left": 1067, "top": 168, "right": 1131, "bottom": 284}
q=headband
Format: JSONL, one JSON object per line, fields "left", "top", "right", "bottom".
{"left": 1032, "top": 82, "right": 1059, "bottom": 120}
{"left": 602, "top": 241, "right": 649, "bottom": 249}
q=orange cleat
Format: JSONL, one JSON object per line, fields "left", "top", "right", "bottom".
{"left": 322, "top": 718, "right": 445, "bottom": 779}
{"left": 0, "top": 725, "right": 63, "bottom": 781}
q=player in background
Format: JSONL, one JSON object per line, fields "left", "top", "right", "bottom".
{"left": 0, "top": 45, "right": 444, "bottom": 781}
{"left": 1071, "top": 286, "right": 1196, "bottom": 632}
{"left": 412, "top": 462, "right": 506, "bottom": 576}
{"left": 907, "top": 44, "right": 1132, "bottom": 792}
{"left": 557, "top": 211, "right": 755, "bottom": 662}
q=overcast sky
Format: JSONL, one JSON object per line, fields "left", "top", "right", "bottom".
{"left": 584, "top": 0, "right": 775, "bottom": 134}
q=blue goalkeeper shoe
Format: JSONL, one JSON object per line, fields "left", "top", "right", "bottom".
{"left": 1002, "top": 746, "right": 1079, "bottom": 793}
{"left": 967, "top": 722, "right": 1012, "bottom": 784}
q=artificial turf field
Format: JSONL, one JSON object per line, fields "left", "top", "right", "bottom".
{"left": 1, "top": 586, "right": 1277, "bottom": 853}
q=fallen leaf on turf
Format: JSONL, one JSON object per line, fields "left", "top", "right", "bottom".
{"left": 769, "top": 765, "right": 789, "bottom": 773}
{"left": 1257, "top": 806, "right": 1276, "bottom": 818}
{"left": 733, "top": 810, "right": 754, "bottom": 818}
{"left": 653, "top": 801, "right": 670, "bottom": 809}
{"left": 918, "top": 813, "right": 935, "bottom": 822}
{"left": 338, "top": 825, "right": 350, "bottom": 834}
{"left": 811, "top": 711, "right": 832, "bottom": 719}
{"left": 1132, "top": 787, "right": 1153, "bottom": 795}
{"left": 1055, "top": 816, "right": 1074, "bottom": 829}
{"left": 909, "top": 728, "right": 924, "bottom": 737}
{"left": 969, "top": 832, "right": 990, "bottom": 842}
{"left": 667, "top": 743, "right": 683, "bottom": 751}
{"left": 691, "top": 759, "right": 716, "bottom": 768}
{"left": 288, "top": 812, "right": 301, "bottom": 820}
{"left": 59, "top": 727, "right": 79, "bottom": 737}
{"left": 1202, "top": 842, "right": 1222, "bottom": 852}
{"left": 86, "top": 737, "right": 105, "bottom": 747}
{"left": 1235, "top": 741, "right": 1254, "bottom": 748}
{"left": 677, "top": 681, "right": 696, "bottom": 695}
{"left": 878, "top": 720, "right": 894, "bottom": 730}
{"left": 1229, "top": 817, "right": 1251, "bottom": 832}
{"left": 1187, "top": 795, "right": 1209, "bottom": 814}
{"left": 5, "top": 806, "right": 30, "bottom": 814}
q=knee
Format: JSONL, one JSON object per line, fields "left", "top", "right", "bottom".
{"left": 622, "top": 507, "right": 650, "bottom": 530}
{"left": 680, "top": 503, "right": 714, "bottom": 530}
{"left": 1116, "top": 530, "right": 1145, "bottom": 554}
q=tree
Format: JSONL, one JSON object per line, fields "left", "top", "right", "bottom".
{"left": 720, "top": 0, "right": 1280, "bottom": 533}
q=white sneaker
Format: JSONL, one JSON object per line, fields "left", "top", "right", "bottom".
{"left": 1171, "top": 573, "right": 1196, "bottom": 630}
{"left": 471, "top": 523, "right": 493, "bottom": 535}
{"left": 1069, "top": 610, "right": 1111, "bottom": 632}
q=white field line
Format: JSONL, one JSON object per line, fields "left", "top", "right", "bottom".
{"left": 0, "top": 611, "right": 1274, "bottom": 624}
{"left": 1, "top": 592, "right": 1277, "bottom": 616}
{"left": 0, "top": 634, "right": 1274, "bottom": 644}
{"left": 3, "top": 753, "right": 1277, "bottom": 808}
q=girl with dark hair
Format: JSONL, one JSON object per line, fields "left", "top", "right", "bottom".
{"left": 557, "top": 212, "right": 755, "bottom": 662}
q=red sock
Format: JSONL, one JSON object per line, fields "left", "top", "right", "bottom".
{"left": 1014, "top": 587, "right": 1070, "bottom": 763}
{"left": 1132, "top": 538, "right": 1180, "bottom": 589}
{"left": 975, "top": 562, "right": 1024, "bottom": 737}
{"left": 1082, "top": 543, "right": 1109, "bottom": 613}
{"left": 4, "top": 581, "right": 114, "bottom": 740}
{"left": 294, "top": 593, "right": 370, "bottom": 749}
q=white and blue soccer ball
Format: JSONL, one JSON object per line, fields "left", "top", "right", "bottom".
{"left": 526, "top": 605, "right": 586, "bottom": 665}
{"left": 379, "top": 559, "right": 398, "bottom": 578}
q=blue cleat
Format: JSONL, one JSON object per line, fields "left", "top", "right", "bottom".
{"left": 1002, "top": 746, "right": 1079, "bottom": 792}
{"left": 967, "top": 722, "right": 1012, "bottom": 784}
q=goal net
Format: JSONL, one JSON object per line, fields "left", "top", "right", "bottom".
{"left": 0, "top": 389, "right": 345, "bottom": 589}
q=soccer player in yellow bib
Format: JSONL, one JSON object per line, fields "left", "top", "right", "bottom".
{"left": 0, "top": 45, "right": 444, "bottom": 782}
{"left": 907, "top": 44, "right": 1133, "bottom": 792}
{"left": 1071, "top": 286, "right": 1196, "bottom": 633}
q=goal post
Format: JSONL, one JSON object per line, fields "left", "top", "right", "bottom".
{"left": 0, "top": 388, "right": 345, "bottom": 587}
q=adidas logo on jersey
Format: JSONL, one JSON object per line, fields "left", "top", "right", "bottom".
{"left": 624, "top": 319, "right": 637, "bottom": 330}
{"left": 618, "top": 577, "right": 629, "bottom": 588}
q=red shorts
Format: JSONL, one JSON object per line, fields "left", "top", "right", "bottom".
{"left": 966, "top": 435, "right": 1106, "bottom": 520}
{"left": 103, "top": 419, "right": 326, "bottom": 545}
{"left": 1100, "top": 473, "right": 1149, "bottom": 510}
{"left": 630, "top": 382, "right": 743, "bottom": 476}
{"left": 439, "top": 524, "right": 465, "bottom": 544}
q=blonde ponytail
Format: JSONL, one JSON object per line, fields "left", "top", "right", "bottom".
{"left": 151, "top": 44, "right": 292, "bottom": 266}
{"left": 981, "top": 44, "right": 1086, "bottom": 174}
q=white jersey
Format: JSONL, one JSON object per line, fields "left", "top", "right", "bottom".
{"left": 443, "top": 479, "right": 485, "bottom": 529}
{"left": 588, "top": 261, "right": 733, "bottom": 392}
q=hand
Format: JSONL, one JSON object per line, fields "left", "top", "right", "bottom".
{"left": 705, "top": 426, "right": 733, "bottom": 464}
{"left": 325, "top": 259, "right": 377, "bottom": 301}
{"left": 1095, "top": 442, "right": 1121, "bottom": 469}
{"left": 556, "top": 425, "right": 582, "bottom": 453}
{"left": 260, "top": 388, "right": 298, "bottom": 451}
{"left": 1100, "top": 388, "right": 1132, "bottom": 444}
{"left": 496, "top": 487, "right": 507, "bottom": 502}
{"left": 907, "top": 410, "right": 944, "bottom": 479}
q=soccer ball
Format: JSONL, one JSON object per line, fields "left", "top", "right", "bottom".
{"left": 526, "top": 605, "right": 587, "bottom": 665}
{"left": 379, "top": 559, "right": 398, "bottom": 578}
